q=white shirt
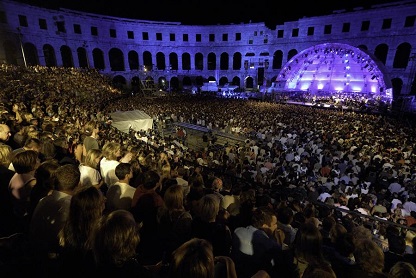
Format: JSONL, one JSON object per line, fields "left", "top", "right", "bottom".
{"left": 106, "top": 181, "right": 136, "bottom": 212}
{"left": 79, "top": 164, "right": 102, "bottom": 187}
{"left": 100, "top": 157, "right": 120, "bottom": 186}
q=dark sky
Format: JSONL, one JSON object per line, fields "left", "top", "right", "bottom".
{"left": 18, "top": 0, "right": 402, "bottom": 27}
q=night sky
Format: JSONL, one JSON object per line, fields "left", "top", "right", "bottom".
{"left": 16, "top": 0, "right": 403, "bottom": 27}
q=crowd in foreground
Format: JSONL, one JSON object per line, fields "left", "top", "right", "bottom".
{"left": 1, "top": 64, "right": 416, "bottom": 277}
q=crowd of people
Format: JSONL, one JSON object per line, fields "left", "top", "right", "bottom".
{"left": 1, "top": 64, "right": 416, "bottom": 277}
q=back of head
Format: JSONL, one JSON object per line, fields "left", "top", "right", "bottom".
{"left": 24, "top": 137, "right": 42, "bottom": 152}
{"left": 196, "top": 194, "right": 220, "bottom": 222}
{"left": 295, "top": 222, "right": 324, "bottom": 264}
{"left": 115, "top": 162, "right": 131, "bottom": 180}
{"left": 60, "top": 185, "right": 104, "bottom": 249}
{"left": 277, "top": 206, "right": 294, "bottom": 225}
{"left": 93, "top": 210, "right": 139, "bottom": 266}
{"left": 171, "top": 238, "right": 215, "bottom": 278}
{"left": 54, "top": 164, "right": 80, "bottom": 192}
{"left": 164, "top": 184, "right": 184, "bottom": 210}
{"left": 389, "top": 262, "right": 416, "bottom": 278}
{"left": 353, "top": 238, "right": 384, "bottom": 274}
{"left": 83, "top": 148, "right": 102, "bottom": 169}
{"left": 12, "top": 149, "right": 39, "bottom": 174}
{"left": 35, "top": 159, "right": 60, "bottom": 188}
{"left": 84, "top": 120, "right": 97, "bottom": 136}
{"left": 102, "top": 141, "right": 121, "bottom": 160}
{"left": 0, "top": 143, "right": 12, "bottom": 167}
{"left": 251, "top": 206, "right": 274, "bottom": 229}
{"left": 143, "top": 170, "right": 160, "bottom": 190}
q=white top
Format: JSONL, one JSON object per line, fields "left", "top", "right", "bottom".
{"left": 79, "top": 164, "right": 101, "bottom": 187}
{"left": 100, "top": 157, "right": 120, "bottom": 186}
{"left": 106, "top": 181, "right": 136, "bottom": 212}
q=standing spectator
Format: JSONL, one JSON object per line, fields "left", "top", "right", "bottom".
{"left": 29, "top": 159, "right": 60, "bottom": 218}
{"left": 0, "top": 143, "right": 17, "bottom": 236}
{"left": 79, "top": 148, "right": 103, "bottom": 189}
{"left": 156, "top": 184, "right": 193, "bottom": 263}
{"left": 192, "top": 194, "right": 233, "bottom": 257}
{"left": 130, "top": 170, "right": 164, "bottom": 264}
{"left": 29, "top": 164, "right": 80, "bottom": 275}
{"left": 293, "top": 222, "right": 335, "bottom": 278}
{"left": 0, "top": 123, "right": 12, "bottom": 144}
{"left": 57, "top": 185, "right": 105, "bottom": 276}
{"left": 100, "top": 142, "right": 132, "bottom": 189}
{"left": 106, "top": 162, "right": 135, "bottom": 212}
{"left": 170, "top": 238, "right": 237, "bottom": 278}
{"left": 92, "top": 210, "right": 156, "bottom": 277}
{"left": 8, "top": 149, "right": 40, "bottom": 231}
{"left": 350, "top": 238, "right": 387, "bottom": 277}
{"left": 82, "top": 120, "right": 100, "bottom": 155}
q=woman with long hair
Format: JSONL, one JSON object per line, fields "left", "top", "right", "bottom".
{"left": 58, "top": 185, "right": 105, "bottom": 276}
{"left": 79, "top": 148, "right": 103, "bottom": 189}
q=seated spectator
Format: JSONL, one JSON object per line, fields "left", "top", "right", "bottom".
{"left": 232, "top": 206, "right": 287, "bottom": 278}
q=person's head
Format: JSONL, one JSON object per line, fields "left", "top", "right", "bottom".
{"left": 23, "top": 137, "right": 42, "bottom": 153}
{"left": 53, "top": 164, "right": 81, "bottom": 192}
{"left": 212, "top": 177, "right": 223, "bottom": 192}
{"left": 351, "top": 225, "right": 373, "bottom": 246}
{"left": 12, "top": 149, "right": 40, "bottom": 174}
{"left": 0, "top": 124, "right": 11, "bottom": 142}
{"left": 252, "top": 206, "right": 278, "bottom": 232}
{"left": 142, "top": 170, "right": 161, "bottom": 190}
{"left": 83, "top": 148, "right": 102, "bottom": 169}
{"left": 329, "top": 223, "right": 347, "bottom": 243}
{"left": 92, "top": 209, "right": 140, "bottom": 266}
{"left": 389, "top": 261, "right": 416, "bottom": 278}
{"left": 59, "top": 185, "right": 105, "bottom": 250}
{"left": 84, "top": 120, "right": 98, "bottom": 136}
{"left": 34, "top": 159, "right": 60, "bottom": 189}
{"left": 277, "top": 205, "right": 294, "bottom": 225}
{"left": 353, "top": 238, "right": 384, "bottom": 274}
{"left": 164, "top": 184, "right": 185, "bottom": 211}
{"left": 0, "top": 143, "right": 12, "bottom": 167}
{"left": 196, "top": 194, "right": 220, "bottom": 222}
{"left": 101, "top": 141, "right": 121, "bottom": 161}
{"left": 115, "top": 162, "right": 132, "bottom": 181}
{"left": 170, "top": 238, "right": 215, "bottom": 278}
{"left": 294, "top": 222, "right": 326, "bottom": 265}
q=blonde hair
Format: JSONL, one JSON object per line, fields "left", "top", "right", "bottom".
{"left": 101, "top": 141, "right": 121, "bottom": 160}
{"left": 83, "top": 148, "right": 103, "bottom": 169}
{"left": 0, "top": 144, "right": 12, "bottom": 167}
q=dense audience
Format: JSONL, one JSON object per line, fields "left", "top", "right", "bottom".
{"left": 1, "top": 64, "right": 416, "bottom": 277}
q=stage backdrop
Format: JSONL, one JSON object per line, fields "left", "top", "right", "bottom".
{"left": 110, "top": 110, "right": 153, "bottom": 133}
